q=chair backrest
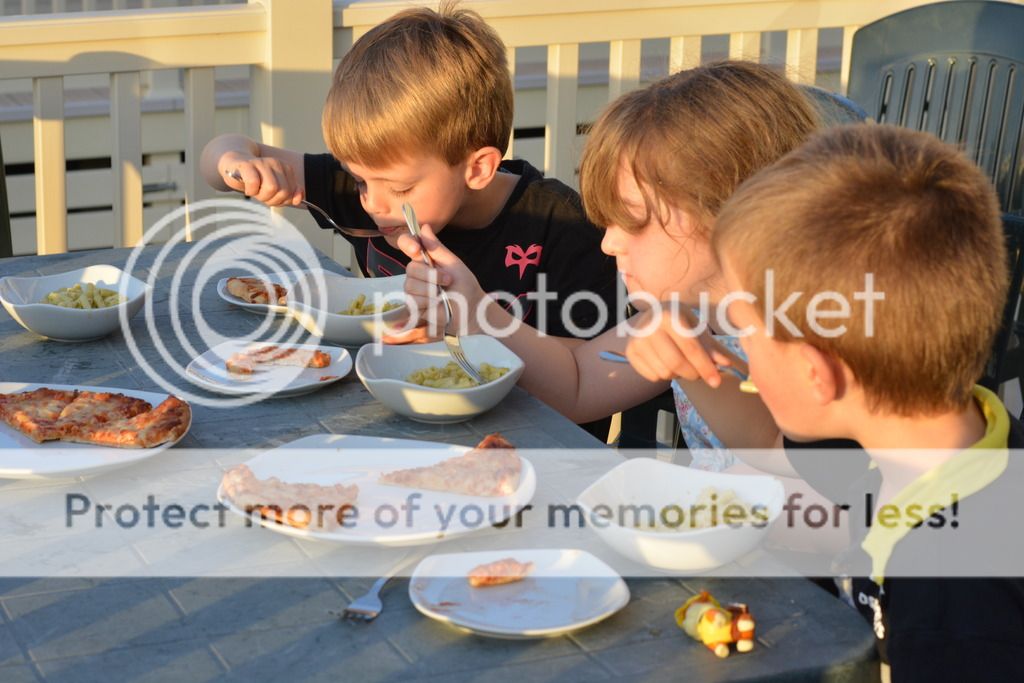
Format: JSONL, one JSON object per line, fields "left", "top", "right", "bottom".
{"left": 847, "top": 0, "right": 1024, "bottom": 215}
{"left": 800, "top": 85, "right": 869, "bottom": 126}
{"left": 0, "top": 130, "right": 11, "bottom": 259}
{"left": 982, "top": 212, "right": 1024, "bottom": 390}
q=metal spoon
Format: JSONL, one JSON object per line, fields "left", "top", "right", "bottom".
{"left": 225, "top": 169, "right": 382, "bottom": 238}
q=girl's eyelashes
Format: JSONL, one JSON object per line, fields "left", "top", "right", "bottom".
{"left": 390, "top": 187, "right": 413, "bottom": 197}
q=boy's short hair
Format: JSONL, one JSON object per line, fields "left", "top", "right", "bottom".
{"left": 714, "top": 124, "right": 1006, "bottom": 415}
{"left": 580, "top": 60, "right": 820, "bottom": 234}
{"left": 322, "top": 2, "right": 512, "bottom": 167}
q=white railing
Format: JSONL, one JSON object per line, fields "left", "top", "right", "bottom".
{"left": 0, "top": 0, "right": 1008, "bottom": 258}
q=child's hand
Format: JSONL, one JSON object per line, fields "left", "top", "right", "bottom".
{"left": 220, "top": 153, "right": 304, "bottom": 207}
{"left": 384, "top": 224, "right": 488, "bottom": 343}
{"left": 624, "top": 307, "right": 736, "bottom": 388}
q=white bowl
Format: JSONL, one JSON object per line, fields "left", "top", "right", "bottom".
{"left": 0, "top": 265, "right": 149, "bottom": 342}
{"left": 576, "top": 458, "right": 785, "bottom": 572}
{"left": 287, "top": 270, "right": 407, "bottom": 346}
{"left": 355, "top": 336, "right": 525, "bottom": 423}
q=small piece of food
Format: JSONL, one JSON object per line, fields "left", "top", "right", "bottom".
{"left": 42, "top": 283, "right": 124, "bottom": 309}
{"left": 61, "top": 396, "right": 191, "bottom": 448}
{"left": 55, "top": 391, "right": 153, "bottom": 441}
{"left": 226, "top": 277, "right": 288, "bottom": 305}
{"left": 468, "top": 557, "right": 535, "bottom": 587}
{"left": 0, "top": 388, "right": 80, "bottom": 443}
{"left": 378, "top": 433, "right": 520, "bottom": 497}
{"left": 406, "top": 362, "right": 509, "bottom": 389}
{"left": 220, "top": 464, "right": 359, "bottom": 530}
{"left": 337, "top": 294, "right": 401, "bottom": 316}
{"left": 225, "top": 345, "right": 332, "bottom": 375}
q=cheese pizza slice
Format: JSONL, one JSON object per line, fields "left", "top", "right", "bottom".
{"left": 226, "top": 277, "right": 288, "bottom": 305}
{"left": 0, "top": 388, "right": 79, "bottom": 443}
{"left": 220, "top": 464, "right": 359, "bottom": 530}
{"left": 225, "top": 345, "right": 332, "bottom": 375}
{"left": 467, "top": 557, "right": 535, "bottom": 587}
{"left": 64, "top": 396, "right": 191, "bottom": 448}
{"left": 55, "top": 391, "right": 152, "bottom": 441}
{"left": 378, "top": 433, "right": 520, "bottom": 497}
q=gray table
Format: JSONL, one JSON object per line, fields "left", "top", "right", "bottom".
{"left": 0, "top": 244, "right": 878, "bottom": 682}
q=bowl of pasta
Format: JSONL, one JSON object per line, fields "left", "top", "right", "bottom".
{"left": 0, "top": 264, "right": 149, "bottom": 342}
{"left": 354, "top": 336, "right": 524, "bottom": 423}
{"left": 287, "top": 270, "right": 407, "bottom": 346}
{"left": 576, "top": 459, "right": 786, "bottom": 571}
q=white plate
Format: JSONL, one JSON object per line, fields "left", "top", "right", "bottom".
{"left": 409, "top": 549, "right": 630, "bottom": 639}
{"left": 216, "top": 433, "right": 536, "bottom": 547}
{"left": 0, "top": 382, "right": 191, "bottom": 479}
{"left": 216, "top": 269, "right": 330, "bottom": 315}
{"left": 185, "top": 341, "right": 352, "bottom": 397}
{"left": 0, "top": 265, "right": 149, "bottom": 342}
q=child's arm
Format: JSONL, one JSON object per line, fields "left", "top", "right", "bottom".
{"left": 199, "top": 134, "right": 306, "bottom": 206}
{"left": 392, "top": 226, "right": 727, "bottom": 425}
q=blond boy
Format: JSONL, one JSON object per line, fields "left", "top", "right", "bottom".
{"left": 713, "top": 124, "right": 1024, "bottom": 679}
{"left": 200, "top": 4, "right": 617, "bottom": 340}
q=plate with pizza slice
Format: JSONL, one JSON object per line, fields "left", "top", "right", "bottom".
{"left": 0, "top": 382, "right": 192, "bottom": 479}
{"left": 216, "top": 268, "right": 332, "bottom": 315}
{"left": 216, "top": 432, "right": 536, "bottom": 546}
{"left": 186, "top": 341, "right": 352, "bottom": 397}
{"left": 409, "top": 549, "right": 630, "bottom": 639}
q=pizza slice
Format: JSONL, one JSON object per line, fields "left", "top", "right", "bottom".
{"left": 55, "top": 391, "right": 152, "bottom": 441}
{"left": 226, "top": 277, "right": 288, "bottom": 305}
{"left": 225, "top": 345, "right": 332, "bottom": 375}
{"left": 378, "top": 433, "right": 520, "bottom": 497}
{"left": 220, "top": 464, "right": 359, "bottom": 530}
{"left": 467, "top": 557, "right": 535, "bottom": 587}
{"left": 0, "top": 388, "right": 80, "bottom": 443}
{"left": 63, "top": 396, "right": 191, "bottom": 448}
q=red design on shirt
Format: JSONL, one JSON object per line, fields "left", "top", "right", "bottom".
{"left": 504, "top": 244, "right": 542, "bottom": 279}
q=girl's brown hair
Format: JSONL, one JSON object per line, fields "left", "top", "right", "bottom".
{"left": 580, "top": 61, "right": 820, "bottom": 233}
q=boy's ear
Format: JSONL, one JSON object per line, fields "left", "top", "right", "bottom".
{"left": 797, "top": 343, "right": 846, "bottom": 406}
{"left": 463, "top": 146, "right": 503, "bottom": 190}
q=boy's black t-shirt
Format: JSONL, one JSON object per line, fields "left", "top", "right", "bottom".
{"left": 785, "top": 432, "right": 1024, "bottom": 682}
{"left": 303, "top": 154, "right": 621, "bottom": 339}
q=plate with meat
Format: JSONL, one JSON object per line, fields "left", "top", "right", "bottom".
{"left": 216, "top": 268, "right": 331, "bottom": 315}
{"left": 186, "top": 341, "right": 352, "bottom": 397}
{"left": 409, "top": 549, "right": 630, "bottom": 638}
{"left": 216, "top": 432, "right": 535, "bottom": 546}
{"left": 0, "top": 382, "right": 192, "bottom": 478}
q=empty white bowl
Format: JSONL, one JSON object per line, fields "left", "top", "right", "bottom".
{"left": 0, "top": 265, "right": 149, "bottom": 342}
{"left": 577, "top": 458, "right": 785, "bottom": 572}
{"left": 355, "top": 336, "right": 525, "bottom": 423}
{"left": 287, "top": 270, "right": 407, "bottom": 346}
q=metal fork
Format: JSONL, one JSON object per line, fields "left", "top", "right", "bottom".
{"left": 341, "top": 554, "right": 418, "bottom": 622}
{"left": 341, "top": 575, "right": 391, "bottom": 622}
{"left": 599, "top": 350, "right": 759, "bottom": 393}
{"left": 401, "top": 202, "right": 486, "bottom": 385}
{"left": 225, "top": 169, "right": 381, "bottom": 238}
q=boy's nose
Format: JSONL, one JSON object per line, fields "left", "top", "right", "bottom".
{"left": 362, "top": 186, "right": 390, "bottom": 217}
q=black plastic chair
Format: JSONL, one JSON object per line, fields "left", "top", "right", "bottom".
{"left": 0, "top": 131, "right": 11, "bottom": 259}
{"left": 847, "top": 0, "right": 1024, "bottom": 214}
{"left": 982, "top": 213, "right": 1024, "bottom": 395}
{"left": 848, "top": 1, "right": 1024, "bottom": 395}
